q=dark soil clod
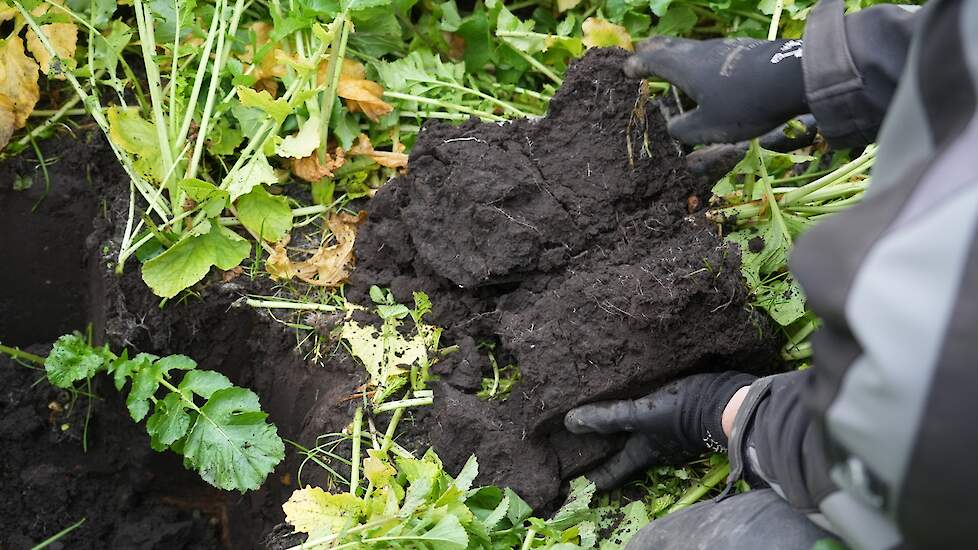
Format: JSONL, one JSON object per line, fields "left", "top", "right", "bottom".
{"left": 350, "top": 48, "right": 780, "bottom": 508}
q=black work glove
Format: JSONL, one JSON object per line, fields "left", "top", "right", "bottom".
{"left": 564, "top": 372, "right": 756, "bottom": 491}
{"left": 624, "top": 37, "right": 808, "bottom": 145}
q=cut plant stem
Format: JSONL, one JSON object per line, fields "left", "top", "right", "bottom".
{"left": 0, "top": 343, "right": 46, "bottom": 365}
{"left": 373, "top": 396, "right": 433, "bottom": 414}
{"left": 349, "top": 406, "right": 363, "bottom": 496}
{"left": 666, "top": 461, "right": 730, "bottom": 514}
{"left": 246, "top": 298, "right": 342, "bottom": 311}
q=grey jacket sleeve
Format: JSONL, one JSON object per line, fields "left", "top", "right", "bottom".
{"left": 728, "top": 1, "right": 978, "bottom": 549}
{"left": 802, "top": 0, "right": 919, "bottom": 148}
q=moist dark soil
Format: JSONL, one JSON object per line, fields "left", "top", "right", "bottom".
{"left": 349, "top": 48, "right": 780, "bottom": 508}
{"left": 0, "top": 48, "right": 780, "bottom": 549}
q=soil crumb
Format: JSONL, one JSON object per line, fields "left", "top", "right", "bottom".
{"left": 350, "top": 48, "right": 780, "bottom": 508}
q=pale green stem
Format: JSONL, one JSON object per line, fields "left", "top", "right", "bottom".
{"left": 373, "top": 396, "right": 433, "bottom": 413}
{"left": 319, "top": 16, "right": 352, "bottom": 164}
{"left": 175, "top": 0, "right": 225, "bottom": 151}
{"left": 503, "top": 40, "right": 562, "bottom": 85}
{"left": 781, "top": 145, "right": 876, "bottom": 204}
{"left": 245, "top": 299, "right": 342, "bottom": 311}
{"left": 384, "top": 91, "right": 505, "bottom": 121}
{"left": 0, "top": 343, "right": 46, "bottom": 365}
{"left": 667, "top": 462, "right": 730, "bottom": 514}
{"left": 168, "top": 0, "right": 181, "bottom": 139}
{"left": 185, "top": 0, "right": 231, "bottom": 180}
{"left": 133, "top": 0, "right": 175, "bottom": 177}
{"left": 767, "top": 0, "right": 785, "bottom": 39}
{"left": 349, "top": 406, "right": 363, "bottom": 496}
{"left": 752, "top": 139, "right": 792, "bottom": 246}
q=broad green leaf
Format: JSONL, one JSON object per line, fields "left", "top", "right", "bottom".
{"left": 456, "top": 12, "right": 491, "bottom": 70}
{"left": 237, "top": 87, "right": 292, "bottom": 124}
{"left": 206, "top": 116, "right": 245, "bottom": 156}
{"left": 652, "top": 4, "right": 697, "bottom": 36}
{"left": 235, "top": 185, "right": 293, "bottom": 242}
{"left": 649, "top": 0, "right": 673, "bottom": 16}
{"left": 107, "top": 106, "right": 165, "bottom": 182}
{"left": 93, "top": 20, "right": 131, "bottom": 76}
{"left": 141, "top": 225, "right": 251, "bottom": 299}
{"left": 179, "top": 178, "right": 229, "bottom": 219}
{"left": 146, "top": 391, "right": 192, "bottom": 450}
{"left": 343, "top": 0, "right": 392, "bottom": 11}
{"left": 283, "top": 487, "right": 363, "bottom": 536}
{"left": 225, "top": 152, "right": 278, "bottom": 201}
{"left": 126, "top": 354, "right": 196, "bottom": 422}
{"left": 178, "top": 369, "right": 234, "bottom": 399}
{"left": 182, "top": 386, "right": 285, "bottom": 491}
{"left": 276, "top": 114, "right": 321, "bottom": 159}
{"left": 418, "top": 514, "right": 468, "bottom": 549}
{"left": 483, "top": 490, "right": 510, "bottom": 530}
{"left": 44, "top": 334, "right": 109, "bottom": 388}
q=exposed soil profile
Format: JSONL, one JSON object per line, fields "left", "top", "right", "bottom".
{"left": 0, "top": 48, "right": 781, "bottom": 548}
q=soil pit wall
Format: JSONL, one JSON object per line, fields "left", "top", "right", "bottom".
{"left": 0, "top": 48, "right": 781, "bottom": 548}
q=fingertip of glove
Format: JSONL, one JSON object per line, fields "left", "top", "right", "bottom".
{"left": 622, "top": 56, "right": 645, "bottom": 78}
{"left": 563, "top": 408, "right": 592, "bottom": 434}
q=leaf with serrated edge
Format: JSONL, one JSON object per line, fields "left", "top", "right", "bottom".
{"left": 126, "top": 354, "right": 196, "bottom": 422}
{"left": 44, "top": 334, "right": 108, "bottom": 388}
{"left": 182, "top": 387, "right": 284, "bottom": 491}
{"left": 225, "top": 152, "right": 278, "bottom": 201}
{"left": 146, "top": 391, "right": 192, "bottom": 450}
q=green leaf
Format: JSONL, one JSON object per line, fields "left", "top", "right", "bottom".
{"left": 652, "top": 4, "right": 697, "bottom": 35}
{"left": 107, "top": 106, "right": 165, "bottom": 182}
{"left": 506, "top": 488, "right": 533, "bottom": 525}
{"left": 146, "top": 391, "right": 192, "bottom": 450}
{"left": 179, "top": 369, "right": 233, "bottom": 398}
{"left": 235, "top": 185, "right": 293, "bottom": 242}
{"left": 418, "top": 514, "right": 468, "bottom": 549}
{"left": 225, "top": 152, "right": 278, "bottom": 201}
{"left": 182, "top": 386, "right": 285, "bottom": 491}
{"left": 457, "top": 12, "right": 491, "bottom": 70}
{"left": 453, "top": 455, "right": 479, "bottom": 493}
{"left": 126, "top": 354, "right": 196, "bottom": 422}
{"left": 44, "top": 334, "right": 109, "bottom": 388}
{"left": 141, "top": 225, "right": 251, "bottom": 299}
{"left": 343, "top": 0, "right": 393, "bottom": 12}
{"left": 237, "top": 87, "right": 292, "bottom": 124}
{"left": 648, "top": 0, "right": 673, "bottom": 17}
{"left": 179, "top": 178, "right": 229, "bottom": 219}
{"left": 93, "top": 20, "right": 131, "bottom": 76}
{"left": 596, "top": 501, "right": 649, "bottom": 549}
{"left": 550, "top": 477, "right": 595, "bottom": 529}
{"left": 109, "top": 351, "right": 157, "bottom": 391}
{"left": 276, "top": 114, "right": 321, "bottom": 159}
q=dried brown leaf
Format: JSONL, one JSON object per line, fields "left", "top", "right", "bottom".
{"left": 349, "top": 134, "right": 408, "bottom": 169}
{"left": 295, "top": 212, "right": 364, "bottom": 288}
{"left": 291, "top": 147, "right": 346, "bottom": 182}
{"left": 337, "top": 79, "right": 392, "bottom": 122}
{"left": 266, "top": 236, "right": 297, "bottom": 281}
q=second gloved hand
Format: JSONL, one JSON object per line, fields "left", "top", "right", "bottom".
{"left": 624, "top": 37, "right": 808, "bottom": 145}
{"left": 564, "top": 372, "right": 756, "bottom": 491}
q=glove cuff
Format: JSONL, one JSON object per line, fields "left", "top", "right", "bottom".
{"left": 680, "top": 372, "right": 757, "bottom": 453}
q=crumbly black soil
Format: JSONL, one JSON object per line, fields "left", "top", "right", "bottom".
{"left": 349, "top": 48, "right": 780, "bottom": 508}
{"left": 0, "top": 48, "right": 780, "bottom": 548}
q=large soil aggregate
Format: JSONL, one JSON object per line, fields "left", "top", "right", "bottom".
{"left": 0, "top": 48, "right": 781, "bottom": 548}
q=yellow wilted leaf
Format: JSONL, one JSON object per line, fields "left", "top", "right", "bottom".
{"left": 557, "top": 0, "right": 582, "bottom": 12}
{"left": 291, "top": 147, "right": 346, "bottom": 182}
{"left": 295, "top": 212, "right": 364, "bottom": 288}
{"left": 582, "top": 17, "right": 633, "bottom": 52}
{"left": 363, "top": 450, "right": 396, "bottom": 487}
{"left": 349, "top": 134, "right": 408, "bottom": 169}
{"left": 26, "top": 22, "right": 78, "bottom": 77}
{"left": 283, "top": 486, "right": 363, "bottom": 536}
{"left": 266, "top": 236, "right": 297, "bottom": 280}
{"left": 0, "top": 36, "right": 40, "bottom": 134}
{"left": 0, "top": 95, "right": 16, "bottom": 150}
{"left": 0, "top": 3, "right": 16, "bottom": 21}
{"left": 240, "top": 22, "right": 287, "bottom": 91}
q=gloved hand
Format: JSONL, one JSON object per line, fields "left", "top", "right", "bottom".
{"left": 625, "top": 37, "right": 808, "bottom": 145}
{"left": 564, "top": 372, "right": 756, "bottom": 491}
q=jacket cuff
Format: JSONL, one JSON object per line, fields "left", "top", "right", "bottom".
{"left": 802, "top": 0, "right": 878, "bottom": 148}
